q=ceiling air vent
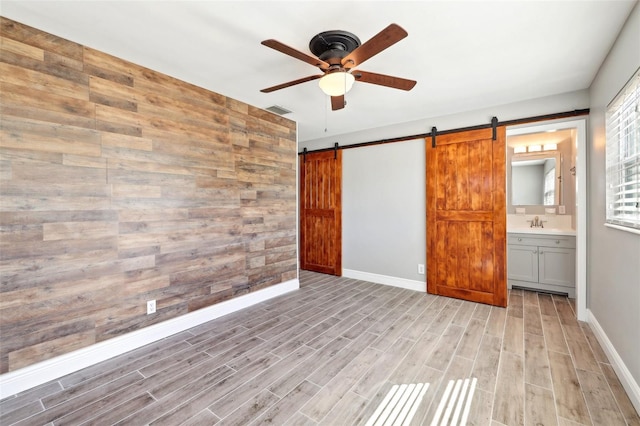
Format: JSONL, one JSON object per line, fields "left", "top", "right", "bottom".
{"left": 265, "top": 105, "right": 292, "bottom": 115}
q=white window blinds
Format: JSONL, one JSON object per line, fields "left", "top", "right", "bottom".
{"left": 606, "top": 68, "right": 640, "bottom": 230}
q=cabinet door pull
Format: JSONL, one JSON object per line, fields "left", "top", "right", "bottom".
{"left": 517, "top": 238, "right": 522, "bottom": 241}
{"left": 555, "top": 240, "right": 560, "bottom": 244}
{"left": 540, "top": 251, "right": 544, "bottom": 254}
{"left": 533, "top": 250, "right": 538, "bottom": 254}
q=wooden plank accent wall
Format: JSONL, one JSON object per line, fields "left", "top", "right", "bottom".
{"left": 0, "top": 18, "right": 297, "bottom": 373}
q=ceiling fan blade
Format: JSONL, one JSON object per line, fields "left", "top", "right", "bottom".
{"left": 331, "top": 95, "right": 345, "bottom": 111}
{"left": 262, "top": 39, "right": 330, "bottom": 69}
{"left": 260, "top": 75, "right": 323, "bottom": 93}
{"left": 353, "top": 70, "right": 416, "bottom": 91}
{"left": 341, "top": 23, "right": 408, "bottom": 69}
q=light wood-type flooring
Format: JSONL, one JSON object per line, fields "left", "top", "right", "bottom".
{"left": 2, "top": 271, "right": 639, "bottom": 425}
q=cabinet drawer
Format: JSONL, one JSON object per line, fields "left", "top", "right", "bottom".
{"left": 508, "top": 234, "right": 575, "bottom": 249}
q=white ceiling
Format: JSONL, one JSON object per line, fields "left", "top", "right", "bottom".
{"left": 2, "top": 1, "right": 637, "bottom": 143}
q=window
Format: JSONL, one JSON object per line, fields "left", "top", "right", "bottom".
{"left": 606, "top": 68, "right": 640, "bottom": 231}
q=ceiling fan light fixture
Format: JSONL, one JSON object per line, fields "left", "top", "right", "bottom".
{"left": 318, "top": 71, "right": 355, "bottom": 96}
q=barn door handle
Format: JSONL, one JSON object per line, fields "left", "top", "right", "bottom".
{"left": 303, "top": 147, "right": 307, "bottom": 163}
{"left": 334, "top": 142, "right": 339, "bottom": 159}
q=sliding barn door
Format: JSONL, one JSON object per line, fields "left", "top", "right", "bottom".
{"left": 299, "top": 150, "right": 342, "bottom": 275}
{"left": 426, "top": 127, "right": 507, "bottom": 307}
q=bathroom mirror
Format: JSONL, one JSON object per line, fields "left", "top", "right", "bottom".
{"left": 511, "top": 152, "right": 561, "bottom": 206}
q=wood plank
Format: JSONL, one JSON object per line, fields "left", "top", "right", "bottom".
{"left": 0, "top": 17, "right": 296, "bottom": 373}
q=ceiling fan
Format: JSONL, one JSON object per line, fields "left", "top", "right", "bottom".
{"left": 260, "top": 23, "right": 417, "bottom": 111}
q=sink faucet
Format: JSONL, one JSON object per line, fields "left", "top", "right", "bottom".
{"left": 528, "top": 216, "right": 545, "bottom": 228}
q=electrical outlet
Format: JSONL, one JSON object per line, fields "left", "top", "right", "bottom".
{"left": 558, "top": 205, "right": 566, "bottom": 214}
{"left": 418, "top": 264, "right": 425, "bottom": 275}
{"left": 147, "top": 300, "right": 156, "bottom": 315}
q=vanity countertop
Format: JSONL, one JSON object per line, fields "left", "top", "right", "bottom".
{"left": 507, "top": 228, "right": 576, "bottom": 236}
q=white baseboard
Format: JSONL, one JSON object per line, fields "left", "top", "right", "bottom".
{"left": 0, "top": 279, "right": 299, "bottom": 399}
{"left": 587, "top": 309, "right": 640, "bottom": 414}
{"left": 342, "top": 269, "right": 425, "bottom": 292}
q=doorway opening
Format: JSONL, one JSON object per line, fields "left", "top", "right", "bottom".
{"left": 506, "top": 118, "right": 587, "bottom": 320}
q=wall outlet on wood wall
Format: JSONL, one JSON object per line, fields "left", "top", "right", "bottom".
{"left": 147, "top": 300, "right": 156, "bottom": 315}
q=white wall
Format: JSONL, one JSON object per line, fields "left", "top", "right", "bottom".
{"left": 588, "top": 0, "right": 640, "bottom": 393}
{"left": 343, "top": 139, "right": 426, "bottom": 282}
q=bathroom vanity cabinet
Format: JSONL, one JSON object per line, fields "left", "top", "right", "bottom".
{"left": 507, "top": 233, "right": 576, "bottom": 297}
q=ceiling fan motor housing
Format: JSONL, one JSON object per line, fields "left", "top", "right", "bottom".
{"left": 309, "top": 30, "right": 361, "bottom": 63}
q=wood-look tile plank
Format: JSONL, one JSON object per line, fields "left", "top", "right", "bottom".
{"left": 399, "top": 366, "right": 444, "bottom": 426}
{"left": 452, "top": 300, "right": 476, "bottom": 326}
{"left": 524, "top": 332, "right": 552, "bottom": 389}
{"left": 472, "top": 303, "right": 492, "bottom": 321}
{"left": 317, "top": 390, "right": 368, "bottom": 426}
{"left": 422, "top": 355, "right": 475, "bottom": 425}
{"left": 548, "top": 350, "right": 591, "bottom": 425}
{"left": 541, "top": 314, "right": 569, "bottom": 354}
{"left": 563, "top": 324, "right": 601, "bottom": 373}
{"left": 15, "top": 372, "right": 144, "bottom": 425}
{"left": 209, "top": 345, "right": 314, "bottom": 419}
{"left": 283, "top": 411, "right": 317, "bottom": 426}
{"left": 306, "top": 312, "right": 365, "bottom": 349}
{"left": 522, "top": 290, "right": 539, "bottom": 306}
{"left": 300, "top": 347, "right": 381, "bottom": 422}
{"left": 352, "top": 338, "right": 415, "bottom": 399}
{"left": 86, "top": 392, "right": 156, "bottom": 426}
{"left": 424, "top": 324, "right": 465, "bottom": 371}
{"left": 600, "top": 363, "right": 640, "bottom": 425}
{"left": 502, "top": 315, "right": 524, "bottom": 355}
{"left": 472, "top": 334, "right": 502, "bottom": 393}
{"left": 267, "top": 336, "right": 351, "bottom": 398}
{"left": 126, "top": 354, "right": 278, "bottom": 425}
{"left": 400, "top": 297, "right": 445, "bottom": 341}
{"left": 492, "top": 351, "right": 524, "bottom": 426}
{"left": 370, "top": 303, "right": 425, "bottom": 352}
{"left": 538, "top": 293, "right": 557, "bottom": 316}
{"left": 523, "top": 304, "right": 543, "bottom": 336}
{"left": 557, "top": 416, "right": 589, "bottom": 426}
{"left": 215, "top": 389, "right": 280, "bottom": 426}
{"left": 0, "top": 400, "right": 44, "bottom": 426}
{"left": 0, "top": 381, "right": 61, "bottom": 415}
{"left": 578, "top": 323, "right": 609, "bottom": 364}
{"left": 576, "top": 368, "right": 626, "bottom": 426}
{"left": 456, "top": 318, "right": 486, "bottom": 360}
{"left": 525, "top": 383, "right": 558, "bottom": 426}
{"left": 270, "top": 317, "right": 340, "bottom": 357}
{"left": 180, "top": 409, "right": 220, "bottom": 426}
{"left": 388, "top": 332, "right": 439, "bottom": 384}
{"left": 251, "top": 380, "right": 320, "bottom": 425}
{"left": 508, "top": 293, "right": 524, "bottom": 318}
{"left": 306, "top": 331, "right": 378, "bottom": 387}
{"left": 554, "top": 298, "right": 578, "bottom": 326}
{"left": 485, "top": 307, "right": 507, "bottom": 337}
{"left": 466, "top": 388, "right": 493, "bottom": 426}
{"left": 426, "top": 303, "right": 459, "bottom": 335}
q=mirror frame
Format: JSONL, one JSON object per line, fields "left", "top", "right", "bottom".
{"left": 510, "top": 151, "right": 562, "bottom": 206}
